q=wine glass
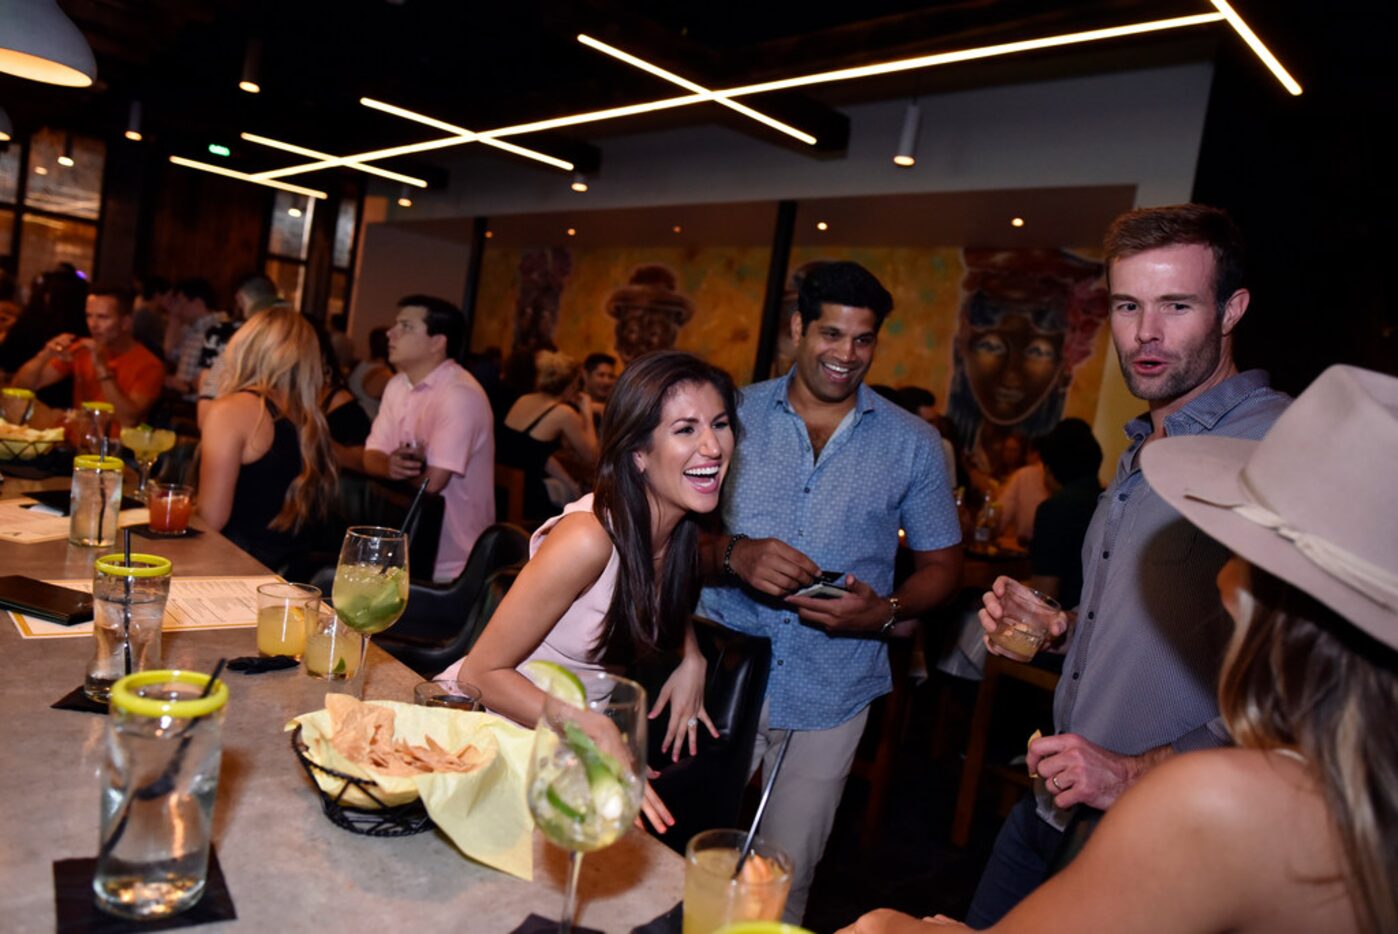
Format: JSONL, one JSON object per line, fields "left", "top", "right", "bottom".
{"left": 119, "top": 425, "right": 176, "bottom": 495}
{"left": 331, "top": 526, "right": 409, "bottom": 697}
{"left": 528, "top": 672, "right": 647, "bottom": 934}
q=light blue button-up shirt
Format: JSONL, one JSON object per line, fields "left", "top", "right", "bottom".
{"left": 698, "top": 370, "right": 961, "bottom": 731}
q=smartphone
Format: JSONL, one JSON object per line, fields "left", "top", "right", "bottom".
{"left": 792, "top": 570, "right": 850, "bottom": 600}
{"left": 0, "top": 575, "right": 94, "bottom": 625}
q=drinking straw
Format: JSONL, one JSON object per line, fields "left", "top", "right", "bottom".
{"left": 733, "top": 730, "right": 793, "bottom": 879}
{"left": 122, "top": 529, "right": 133, "bottom": 677}
{"left": 95, "top": 436, "right": 110, "bottom": 547}
{"left": 402, "top": 474, "right": 432, "bottom": 536}
{"left": 98, "top": 658, "right": 227, "bottom": 859}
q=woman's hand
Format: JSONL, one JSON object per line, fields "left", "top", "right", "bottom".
{"left": 572, "top": 707, "right": 675, "bottom": 834}
{"left": 651, "top": 654, "right": 718, "bottom": 761}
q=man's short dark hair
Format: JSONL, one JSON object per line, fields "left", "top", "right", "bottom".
{"left": 583, "top": 352, "right": 616, "bottom": 374}
{"left": 174, "top": 277, "right": 217, "bottom": 308}
{"left": 90, "top": 286, "right": 135, "bottom": 317}
{"left": 1103, "top": 203, "right": 1247, "bottom": 316}
{"left": 796, "top": 261, "right": 894, "bottom": 330}
{"left": 398, "top": 294, "right": 465, "bottom": 359}
{"left": 1037, "top": 418, "right": 1102, "bottom": 486}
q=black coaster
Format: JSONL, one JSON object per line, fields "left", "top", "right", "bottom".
{"left": 51, "top": 687, "right": 108, "bottom": 715}
{"left": 631, "top": 901, "right": 683, "bottom": 934}
{"left": 129, "top": 525, "right": 204, "bottom": 541}
{"left": 53, "top": 846, "right": 236, "bottom": 932}
{"left": 512, "top": 914, "right": 604, "bottom": 934}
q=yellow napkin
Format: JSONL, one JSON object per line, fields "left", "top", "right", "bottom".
{"left": 287, "top": 697, "right": 538, "bottom": 879}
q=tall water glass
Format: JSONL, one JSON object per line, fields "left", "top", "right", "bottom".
{"left": 70, "top": 455, "right": 125, "bottom": 547}
{"left": 85, "top": 554, "right": 172, "bottom": 702}
{"left": 95, "top": 670, "right": 228, "bottom": 919}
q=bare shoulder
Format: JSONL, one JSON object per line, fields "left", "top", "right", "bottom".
{"left": 1132, "top": 748, "right": 1317, "bottom": 826}
{"left": 205, "top": 392, "right": 263, "bottom": 431}
{"left": 532, "top": 511, "right": 613, "bottom": 574}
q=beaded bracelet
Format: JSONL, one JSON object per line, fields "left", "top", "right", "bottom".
{"left": 723, "top": 533, "right": 748, "bottom": 577}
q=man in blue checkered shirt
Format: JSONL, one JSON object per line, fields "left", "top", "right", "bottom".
{"left": 699, "top": 261, "right": 963, "bottom": 923}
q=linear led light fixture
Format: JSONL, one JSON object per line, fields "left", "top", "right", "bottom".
{"left": 1209, "top": 0, "right": 1302, "bottom": 95}
{"left": 360, "top": 98, "right": 574, "bottom": 170}
{"left": 576, "top": 34, "right": 816, "bottom": 145}
{"left": 241, "top": 10, "right": 1248, "bottom": 181}
{"left": 241, "top": 132, "right": 429, "bottom": 187}
{"left": 168, "top": 155, "right": 328, "bottom": 199}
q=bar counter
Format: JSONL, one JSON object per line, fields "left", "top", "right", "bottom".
{"left": 0, "top": 510, "right": 683, "bottom": 931}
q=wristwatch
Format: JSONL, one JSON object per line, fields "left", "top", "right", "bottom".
{"left": 879, "top": 595, "right": 901, "bottom": 637}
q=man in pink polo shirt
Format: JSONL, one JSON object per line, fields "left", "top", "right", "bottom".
{"left": 364, "top": 295, "right": 495, "bottom": 581}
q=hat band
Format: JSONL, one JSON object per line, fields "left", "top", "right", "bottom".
{"left": 1185, "top": 488, "right": 1398, "bottom": 613}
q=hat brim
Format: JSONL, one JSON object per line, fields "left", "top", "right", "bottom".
{"left": 1142, "top": 436, "right": 1397, "bottom": 651}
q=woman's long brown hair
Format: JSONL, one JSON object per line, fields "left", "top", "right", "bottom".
{"left": 590, "top": 351, "right": 739, "bottom": 667}
{"left": 1219, "top": 564, "right": 1398, "bottom": 934}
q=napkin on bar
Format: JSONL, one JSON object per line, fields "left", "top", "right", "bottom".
{"left": 288, "top": 697, "right": 537, "bottom": 880}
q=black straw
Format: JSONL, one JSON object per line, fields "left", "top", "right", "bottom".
{"left": 122, "top": 529, "right": 133, "bottom": 676}
{"left": 402, "top": 474, "right": 431, "bottom": 536}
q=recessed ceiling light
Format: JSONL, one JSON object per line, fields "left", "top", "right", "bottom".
{"left": 34, "top": 166, "right": 49, "bottom": 176}
{"left": 288, "top": 207, "right": 303, "bottom": 217}
{"left": 672, "top": 225, "right": 682, "bottom": 234}
{"left": 816, "top": 221, "right": 829, "bottom": 231}
{"left": 1011, "top": 216, "right": 1025, "bottom": 228}
{"left": 484, "top": 230, "right": 494, "bottom": 239}
{"left": 566, "top": 227, "right": 576, "bottom": 237}
{"left": 570, "top": 172, "right": 589, "bottom": 192}
{"left": 124, "top": 130, "right": 143, "bottom": 142}
{"left": 238, "top": 80, "right": 260, "bottom": 94}
{"left": 397, "top": 196, "right": 413, "bottom": 207}
{"left": 57, "top": 155, "right": 74, "bottom": 167}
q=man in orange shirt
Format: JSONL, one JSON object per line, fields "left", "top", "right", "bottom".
{"left": 13, "top": 287, "right": 164, "bottom": 427}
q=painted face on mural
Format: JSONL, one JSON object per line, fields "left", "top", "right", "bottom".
{"left": 960, "top": 302, "right": 1067, "bottom": 425}
{"left": 613, "top": 305, "right": 683, "bottom": 363}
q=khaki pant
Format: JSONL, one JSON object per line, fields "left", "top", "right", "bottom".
{"left": 748, "top": 698, "right": 870, "bottom": 924}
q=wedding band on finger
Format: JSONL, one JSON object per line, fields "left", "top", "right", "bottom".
{"left": 686, "top": 717, "right": 698, "bottom": 728}
{"left": 1051, "top": 774, "right": 1063, "bottom": 791}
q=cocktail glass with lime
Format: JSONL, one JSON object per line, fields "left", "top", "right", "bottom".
{"left": 526, "top": 669, "right": 646, "bottom": 934}
{"left": 330, "top": 526, "right": 409, "bottom": 696}
{"left": 120, "top": 424, "right": 177, "bottom": 495}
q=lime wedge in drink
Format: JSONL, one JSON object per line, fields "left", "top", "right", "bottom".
{"left": 562, "top": 721, "right": 626, "bottom": 821}
{"left": 520, "top": 660, "right": 586, "bottom": 708}
{"left": 334, "top": 565, "right": 408, "bottom": 634}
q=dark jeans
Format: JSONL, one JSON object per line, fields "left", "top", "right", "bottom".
{"left": 965, "top": 794, "right": 1065, "bottom": 928}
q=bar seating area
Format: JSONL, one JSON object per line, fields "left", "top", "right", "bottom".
{"left": 1, "top": 3, "right": 1394, "bottom": 933}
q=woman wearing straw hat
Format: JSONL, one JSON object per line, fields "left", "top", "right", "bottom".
{"left": 839, "top": 364, "right": 1397, "bottom": 933}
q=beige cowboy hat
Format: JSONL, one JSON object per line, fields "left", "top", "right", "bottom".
{"left": 1141, "top": 365, "right": 1398, "bottom": 652}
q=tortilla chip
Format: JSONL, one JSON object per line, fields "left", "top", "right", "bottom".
{"left": 1027, "top": 729, "right": 1042, "bottom": 778}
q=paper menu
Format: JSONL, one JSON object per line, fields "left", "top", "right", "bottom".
{"left": 8, "top": 575, "right": 279, "bottom": 638}
{"left": 0, "top": 497, "right": 148, "bottom": 544}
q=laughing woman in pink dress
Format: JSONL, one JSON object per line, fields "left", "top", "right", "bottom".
{"left": 451, "top": 350, "right": 740, "bottom": 833}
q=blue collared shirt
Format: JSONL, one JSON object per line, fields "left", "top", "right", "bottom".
{"left": 1055, "top": 370, "right": 1291, "bottom": 757}
{"left": 698, "top": 370, "right": 961, "bottom": 731}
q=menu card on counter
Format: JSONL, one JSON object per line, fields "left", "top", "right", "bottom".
{"left": 8, "top": 575, "right": 280, "bottom": 639}
{"left": 0, "top": 497, "right": 149, "bottom": 544}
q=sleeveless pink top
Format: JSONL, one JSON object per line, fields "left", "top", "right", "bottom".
{"left": 439, "top": 494, "right": 619, "bottom": 697}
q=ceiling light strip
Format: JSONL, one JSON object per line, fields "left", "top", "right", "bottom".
{"left": 241, "top": 133, "right": 429, "bottom": 186}
{"left": 254, "top": 11, "right": 1231, "bottom": 180}
{"left": 1208, "top": 0, "right": 1302, "bottom": 95}
{"left": 717, "top": 13, "right": 1227, "bottom": 97}
{"left": 362, "top": 98, "right": 574, "bottom": 169}
{"left": 168, "top": 155, "right": 328, "bottom": 198}
{"left": 576, "top": 34, "right": 816, "bottom": 145}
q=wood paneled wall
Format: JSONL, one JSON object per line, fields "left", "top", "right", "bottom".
{"left": 142, "top": 164, "right": 267, "bottom": 307}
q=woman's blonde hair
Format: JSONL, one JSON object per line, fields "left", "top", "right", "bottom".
{"left": 217, "top": 305, "right": 337, "bottom": 531}
{"left": 535, "top": 350, "right": 581, "bottom": 396}
{"left": 1219, "top": 563, "right": 1398, "bottom": 934}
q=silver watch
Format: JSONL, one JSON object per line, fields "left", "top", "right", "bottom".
{"left": 879, "top": 596, "right": 901, "bottom": 637}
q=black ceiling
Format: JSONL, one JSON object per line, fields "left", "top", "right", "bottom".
{"left": 0, "top": 1, "right": 1362, "bottom": 182}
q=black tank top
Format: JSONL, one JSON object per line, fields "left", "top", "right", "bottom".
{"left": 221, "top": 394, "right": 305, "bottom": 571}
{"left": 496, "top": 402, "right": 562, "bottom": 520}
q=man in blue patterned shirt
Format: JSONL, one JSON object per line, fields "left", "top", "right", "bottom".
{"left": 699, "top": 261, "right": 962, "bottom": 923}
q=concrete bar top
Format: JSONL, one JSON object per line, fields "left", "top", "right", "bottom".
{"left": 0, "top": 503, "right": 684, "bottom": 932}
